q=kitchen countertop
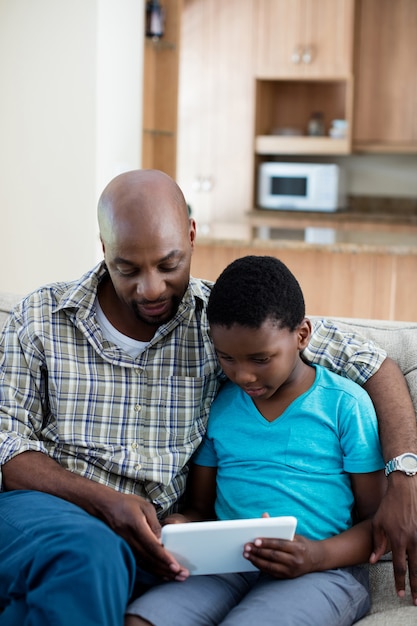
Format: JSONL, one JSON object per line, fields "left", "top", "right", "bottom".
{"left": 247, "top": 208, "right": 417, "bottom": 227}
{"left": 198, "top": 214, "right": 417, "bottom": 256}
{"left": 194, "top": 195, "right": 417, "bottom": 255}
{"left": 197, "top": 233, "right": 417, "bottom": 256}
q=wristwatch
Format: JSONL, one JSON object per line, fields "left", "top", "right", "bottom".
{"left": 385, "top": 453, "right": 417, "bottom": 477}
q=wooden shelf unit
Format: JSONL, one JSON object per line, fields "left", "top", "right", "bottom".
{"left": 141, "top": 0, "right": 182, "bottom": 179}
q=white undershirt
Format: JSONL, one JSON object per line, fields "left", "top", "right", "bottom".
{"left": 95, "top": 298, "right": 149, "bottom": 358}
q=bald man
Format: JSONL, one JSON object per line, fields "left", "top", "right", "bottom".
{"left": 1, "top": 170, "right": 417, "bottom": 626}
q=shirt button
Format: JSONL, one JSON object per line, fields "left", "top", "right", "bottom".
{"left": 131, "top": 442, "right": 139, "bottom": 450}
{"left": 135, "top": 368, "right": 141, "bottom": 374}
{"left": 134, "top": 404, "right": 141, "bottom": 412}
{"left": 135, "top": 464, "right": 142, "bottom": 471}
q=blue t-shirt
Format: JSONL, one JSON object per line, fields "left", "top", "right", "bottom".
{"left": 193, "top": 365, "right": 384, "bottom": 540}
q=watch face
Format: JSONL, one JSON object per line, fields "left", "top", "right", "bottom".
{"left": 401, "top": 454, "right": 417, "bottom": 471}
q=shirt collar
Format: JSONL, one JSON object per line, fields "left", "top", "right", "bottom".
{"left": 53, "top": 262, "right": 107, "bottom": 320}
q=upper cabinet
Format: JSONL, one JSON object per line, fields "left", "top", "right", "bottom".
{"left": 256, "top": 0, "right": 355, "bottom": 79}
{"left": 353, "top": 0, "right": 417, "bottom": 153}
{"left": 254, "top": 0, "right": 355, "bottom": 156}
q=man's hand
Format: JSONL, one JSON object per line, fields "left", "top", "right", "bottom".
{"left": 101, "top": 491, "right": 190, "bottom": 582}
{"left": 363, "top": 357, "right": 417, "bottom": 605}
{"left": 371, "top": 474, "right": 417, "bottom": 605}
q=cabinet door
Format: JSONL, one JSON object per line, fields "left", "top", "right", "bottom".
{"left": 353, "top": 0, "right": 417, "bottom": 150}
{"left": 256, "top": 0, "right": 354, "bottom": 79}
{"left": 176, "top": 0, "right": 212, "bottom": 231}
{"left": 177, "top": 0, "right": 256, "bottom": 234}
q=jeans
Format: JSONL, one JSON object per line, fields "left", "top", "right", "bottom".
{"left": 0, "top": 490, "right": 136, "bottom": 626}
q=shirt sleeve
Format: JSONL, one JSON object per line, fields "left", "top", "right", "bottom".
{"left": 303, "top": 319, "right": 387, "bottom": 386}
{"left": 0, "top": 309, "right": 49, "bottom": 489}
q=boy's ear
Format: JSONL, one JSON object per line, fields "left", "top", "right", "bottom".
{"left": 297, "top": 318, "right": 312, "bottom": 349}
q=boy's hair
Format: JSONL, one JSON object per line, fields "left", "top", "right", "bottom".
{"left": 207, "top": 255, "right": 305, "bottom": 331}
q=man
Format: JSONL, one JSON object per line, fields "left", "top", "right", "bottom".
{"left": 0, "top": 170, "right": 416, "bottom": 625}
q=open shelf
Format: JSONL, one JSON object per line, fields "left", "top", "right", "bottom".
{"left": 255, "top": 135, "right": 350, "bottom": 155}
{"left": 254, "top": 79, "right": 353, "bottom": 155}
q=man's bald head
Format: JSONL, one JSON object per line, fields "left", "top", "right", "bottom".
{"left": 98, "top": 169, "right": 190, "bottom": 246}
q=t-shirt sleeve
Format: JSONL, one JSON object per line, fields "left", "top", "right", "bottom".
{"left": 339, "top": 388, "right": 385, "bottom": 474}
{"left": 192, "top": 435, "right": 218, "bottom": 467}
{"left": 303, "top": 318, "right": 387, "bottom": 385}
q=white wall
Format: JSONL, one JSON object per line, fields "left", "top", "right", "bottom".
{"left": 285, "top": 154, "right": 417, "bottom": 198}
{"left": 0, "top": 0, "right": 144, "bottom": 294}
{"left": 343, "top": 154, "right": 417, "bottom": 197}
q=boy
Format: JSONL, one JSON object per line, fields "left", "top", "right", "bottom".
{"left": 127, "top": 255, "right": 387, "bottom": 625}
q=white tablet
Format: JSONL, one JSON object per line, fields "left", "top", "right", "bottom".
{"left": 161, "top": 516, "right": 297, "bottom": 575}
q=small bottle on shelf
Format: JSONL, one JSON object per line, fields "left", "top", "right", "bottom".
{"left": 146, "top": 0, "right": 164, "bottom": 40}
{"left": 307, "top": 112, "right": 325, "bottom": 136}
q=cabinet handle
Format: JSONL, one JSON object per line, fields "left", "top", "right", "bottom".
{"left": 201, "top": 177, "right": 213, "bottom": 192}
{"left": 291, "top": 46, "right": 302, "bottom": 64}
{"left": 191, "top": 177, "right": 213, "bottom": 192}
{"left": 302, "top": 46, "right": 313, "bottom": 64}
{"left": 191, "top": 177, "right": 202, "bottom": 191}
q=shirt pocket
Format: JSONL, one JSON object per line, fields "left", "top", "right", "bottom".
{"left": 148, "top": 374, "right": 217, "bottom": 451}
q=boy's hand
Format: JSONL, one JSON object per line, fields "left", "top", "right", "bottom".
{"left": 162, "top": 513, "right": 189, "bottom": 525}
{"left": 243, "top": 534, "right": 321, "bottom": 578}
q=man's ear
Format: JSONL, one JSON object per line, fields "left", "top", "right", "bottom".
{"left": 297, "top": 318, "right": 312, "bottom": 349}
{"left": 189, "top": 218, "right": 197, "bottom": 251}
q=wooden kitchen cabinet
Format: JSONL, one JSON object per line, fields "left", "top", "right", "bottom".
{"left": 255, "top": 0, "right": 355, "bottom": 79}
{"left": 176, "top": 0, "right": 256, "bottom": 232}
{"left": 191, "top": 241, "right": 417, "bottom": 322}
{"left": 353, "top": 0, "right": 417, "bottom": 153}
{"left": 253, "top": 0, "right": 355, "bottom": 160}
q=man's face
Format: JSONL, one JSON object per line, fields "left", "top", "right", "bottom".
{"left": 104, "top": 216, "right": 195, "bottom": 328}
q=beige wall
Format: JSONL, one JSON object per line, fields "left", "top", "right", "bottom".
{"left": 0, "top": 0, "right": 144, "bottom": 295}
{"left": 343, "top": 154, "right": 417, "bottom": 197}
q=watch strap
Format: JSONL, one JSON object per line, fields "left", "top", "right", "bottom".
{"left": 385, "top": 457, "right": 399, "bottom": 476}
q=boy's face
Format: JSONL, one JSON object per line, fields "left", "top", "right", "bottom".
{"left": 211, "top": 318, "right": 311, "bottom": 401}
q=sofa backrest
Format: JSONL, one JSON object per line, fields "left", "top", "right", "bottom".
{"left": 313, "top": 317, "right": 417, "bottom": 417}
{"left": 0, "top": 292, "right": 416, "bottom": 416}
{"left": 0, "top": 293, "right": 22, "bottom": 331}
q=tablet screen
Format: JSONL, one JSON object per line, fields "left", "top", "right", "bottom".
{"left": 161, "top": 516, "right": 297, "bottom": 575}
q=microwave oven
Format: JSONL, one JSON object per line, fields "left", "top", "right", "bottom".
{"left": 257, "top": 162, "right": 346, "bottom": 212}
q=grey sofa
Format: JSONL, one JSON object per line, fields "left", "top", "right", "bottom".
{"left": 1, "top": 292, "right": 417, "bottom": 622}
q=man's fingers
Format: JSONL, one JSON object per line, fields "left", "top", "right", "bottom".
{"left": 391, "top": 553, "right": 408, "bottom": 598}
{"left": 370, "top": 525, "right": 388, "bottom": 564}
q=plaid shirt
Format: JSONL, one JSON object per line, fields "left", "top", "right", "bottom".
{"left": 0, "top": 263, "right": 221, "bottom": 515}
{"left": 0, "top": 263, "right": 386, "bottom": 516}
